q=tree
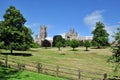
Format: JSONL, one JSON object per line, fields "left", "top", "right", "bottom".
{"left": 54, "top": 35, "right": 64, "bottom": 51}
{"left": 70, "top": 39, "right": 79, "bottom": 51}
{"left": 84, "top": 40, "right": 91, "bottom": 51}
{"left": 56, "top": 41, "right": 63, "bottom": 51}
{"left": 92, "top": 22, "right": 109, "bottom": 48}
{"left": 52, "top": 35, "right": 62, "bottom": 47}
{"left": 108, "top": 27, "right": 120, "bottom": 76}
{"left": 0, "top": 6, "right": 33, "bottom": 53}
{"left": 79, "top": 40, "right": 84, "bottom": 46}
{"left": 52, "top": 35, "right": 66, "bottom": 50}
{"left": 41, "top": 39, "right": 51, "bottom": 48}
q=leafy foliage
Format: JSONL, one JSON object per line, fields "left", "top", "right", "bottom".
{"left": 0, "top": 6, "right": 33, "bottom": 53}
{"left": 69, "top": 39, "right": 79, "bottom": 51}
{"left": 84, "top": 40, "right": 91, "bottom": 51}
{"left": 41, "top": 39, "right": 51, "bottom": 48}
{"left": 79, "top": 40, "right": 84, "bottom": 46}
{"left": 30, "top": 42, "right": 40, "bottom": 48}
{"left": 92, "top": 22, "right": 109, "bottom": 48}
{"left": 108, "top": 27, "right": 120, "bottom": 76}
{"left": 52, "top": 35, "right": 65, "bottom": 50}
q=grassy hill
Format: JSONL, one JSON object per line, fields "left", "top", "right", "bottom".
{"left": 0, "top": 47, "right": 118, "bottom": 79}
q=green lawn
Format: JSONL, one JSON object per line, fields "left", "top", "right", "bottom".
{"left": 0, "top": 67, "right": 66, "bottom": 80}
{"left": 0, "top": 47, "right": 118, "bottom": 79}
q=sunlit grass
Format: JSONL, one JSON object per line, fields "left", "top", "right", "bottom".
{"left": 0, "top": 47, "right": 116, "bottom": 78}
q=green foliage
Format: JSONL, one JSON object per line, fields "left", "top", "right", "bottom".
{"left": 41, "top": 39, "right": 51, "bottom": 48}
{"left": 92, "top": 22, "right": 109, "bottom": 48}
{"left": 30, "top": 42, "right": 40, "bottom": 48}
{"left": 0, "top": 67, "right": 66, "bottom": 80}
{"left": 52, "top": 35, "right": 62, "bottom": 47}
{"left": 53, "top": 35, "right": 66, "bottom": 50}
{"left": 65, "top": 40, "right": 70, "bottom": 46}
{"left": 69, "top": 39, "right": 79, "bottom": 51}
{"left": 55, "top": 35, "right": 65, "bottom": 50}
{"left": 56, "top": 41, "right": 63, "bottom": 51}
{"left": 79, "top": 40, "right": 84, "bottom": 46}
{"left": 108, "top": 27, "right": 120, "bottom": 76}
{"left": 84, "top": 40, "right": 91, "bottom": 51}
{"left": 0, "top": 6, "right": 33, "bottom": 53}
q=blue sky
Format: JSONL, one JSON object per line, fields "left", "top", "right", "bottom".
{"left": 0, "top": 0, "right": 120, "bottom": 41}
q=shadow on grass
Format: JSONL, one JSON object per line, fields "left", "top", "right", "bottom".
{"left": 0, "top": 67, "right": 23, "bottom": 80}
{"left": 69, "top": 49, "right": 79, "bottom": 51}
{"left": 0, "top": 53, "right": 32, "bottom": 57}
{"left": 83, "top": 50, "right": 90, "bottom": 52}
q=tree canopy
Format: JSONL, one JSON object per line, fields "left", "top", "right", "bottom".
{"left": 69, "top": 39, "right": 79, "bottom": 51}
{"left": 84, "top": 40, "right": 91, "bottom": 51}
{"left": 92, "top": 22, "right": 109, "bottom": 48}
{"left": 0, "top": 6, "right": 33, "bottom": 53}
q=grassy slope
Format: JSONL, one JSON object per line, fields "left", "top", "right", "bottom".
{"left": 0, "top": 67, "right": 66, "bottom": 80}
{"left": 0, "top": 47, "right": 116, "bottom": 76}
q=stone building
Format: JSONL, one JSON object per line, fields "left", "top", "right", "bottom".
{"left": 34, "top": 25, "right": 47, "bottom": 45}
{"left": 40, "top": 25, "right": 47, "bottom": 40}
{"left": 65, "top": 28, "right": 78, "bottom": 40}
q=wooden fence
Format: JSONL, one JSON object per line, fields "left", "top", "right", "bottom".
{"left": 0, "top": 54, "right": 108, "bottom": 80}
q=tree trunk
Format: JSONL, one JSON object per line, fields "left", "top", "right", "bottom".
{"left": 73, "top": 48, "right": 75, "bottom": 51}
{"left": 10, "top": 49, "right": 13, "bottom": 54}
{"left": 58, "top": 47, "right": 60, "bottom": 51}
{"left": 86, "top": 47, "right": 88, "bottom": 51}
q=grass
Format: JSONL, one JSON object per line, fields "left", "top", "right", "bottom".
{"left": 0, "top": 67, "right": 66, "bottom": 80}
{"left": 0, "top": 47, "right": 118, "bottom": 79}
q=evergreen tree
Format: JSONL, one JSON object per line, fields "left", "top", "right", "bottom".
{"left": 92, "top": 22, "right": 109, "bottom": 48}
{"left": 0, "top": 6, "right": 33, "bottom": 53}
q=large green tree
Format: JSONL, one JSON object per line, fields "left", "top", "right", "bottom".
{"left": 0, "top": 6, "right": 33, "bottom": 53}
{"left": 92, "top": 22, "right": 109, "bottom": 48}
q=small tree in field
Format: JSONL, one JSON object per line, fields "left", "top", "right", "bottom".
{"left": 70, "top": 39, "right": 79, "bottom": 51}
{"left": 84, "top": 40, "right": 91, "bottom": 51}
{"left": 56, "top": 41, "right": 63, "bottom": 51}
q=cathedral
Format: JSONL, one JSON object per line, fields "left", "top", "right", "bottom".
{"left": 65, "top": 28, "right": 78, "bottom": 40}
{"left": 34, "top": 26, "right": 92, "bottom": 46}
{"left": 34, "top": 25, "right": 47, "bottom": 45}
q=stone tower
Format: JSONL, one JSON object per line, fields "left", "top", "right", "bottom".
{"left": 40, "top": 25, "right": 47, "bottom": 40}
{"left": 65, "top": 28, "right": 78, "bottom": 40}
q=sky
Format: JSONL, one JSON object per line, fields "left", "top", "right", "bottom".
{"left": 0, "top": 0, "right": 120, "bottom": 41}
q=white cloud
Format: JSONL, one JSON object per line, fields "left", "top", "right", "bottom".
{"left": 105, "top": 25, "right": 118, "bottom": 42}
{"left": 84, "top": 10, "right": 104, "bottom": 29}
{"left": 83, "top": 10, "right": 119, "bottom": 42}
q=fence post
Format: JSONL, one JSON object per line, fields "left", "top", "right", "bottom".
{"left": 17, "top": 63, "right": 21, "bottom": 70}
{"left": 5, "top": 55, "right": 8, "bottom": 67}
{"left": 37, "top": 63, "right": 40, "bottom": 73}
{"left": 103, "top": 73, "right": 107, "bottom": 80}
{"left": 40, "top": 63, "right": 42, "bottom": 73}
{"left": 56, "top": 65, "right": 59, "bottom": 77}
{"left": 78, "top": 70, "right": 81, "bottom": 80}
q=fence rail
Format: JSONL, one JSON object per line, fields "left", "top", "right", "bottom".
{"left": 0, "top": 54, "right": 108, "bottom": 80}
